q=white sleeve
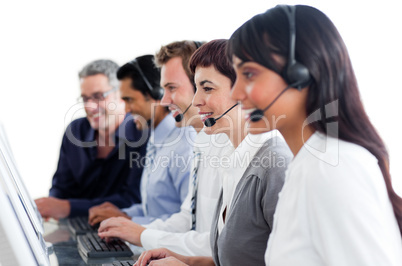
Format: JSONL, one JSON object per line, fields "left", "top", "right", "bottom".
{"left": 141, "top": 229, "right": 212, "bottom": 256}
{"left": 307, "top": 151, "right": 402, "bottom": 266}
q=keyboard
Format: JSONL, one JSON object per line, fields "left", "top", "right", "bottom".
{"left": 112, "top": 260, "right": 136, "bottom": 266}
{"left": 77, "top": 232, "right": 133, "bottom": 258}
{"left": 67, "top": 216, "right": 98, "bottom": 235}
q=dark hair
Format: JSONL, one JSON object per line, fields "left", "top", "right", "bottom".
{"left": 228, "top": 5, "right": 402, "bottom": 236}
{"left": 189, "top": 39, "right": 236, "bottom": 87}
{"left": 155, "top": 40, "right": 204, "bottom": 91}
{"left": 117, "top": 55, "right": 161, "bottom": 100}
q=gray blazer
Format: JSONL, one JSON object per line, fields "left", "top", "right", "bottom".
{"left": 210, "top": 137, "right": 292, "bottom": 266}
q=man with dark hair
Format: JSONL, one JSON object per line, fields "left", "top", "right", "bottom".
{"left": 88, "top": 55, "right": 195, "bottom": 225}
{"left": 35, "top": 59, "right": 147, "bottom": 219}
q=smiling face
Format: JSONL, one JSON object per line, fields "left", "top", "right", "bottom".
{"left": 120, "top": 77, "right": 154, "bottom": 130}
{"left": 231, "top": 56, "right": 309, "bottom": 135}
{"left": 193, "top": 65, "right": 239, "bottom": 136}
{"left": 80, "top": 74, "right": 125, "bottom": 131}
{"left": 160, "top": 57, "right": 200, "bottom": 128}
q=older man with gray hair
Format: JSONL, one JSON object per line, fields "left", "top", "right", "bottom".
{"left": 35, "top": 59, "right": 147, "bottom": 220}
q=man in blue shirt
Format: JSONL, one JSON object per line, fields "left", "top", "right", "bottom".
{"left": 88, "top": 55, "right": 196, "bottom": 225}
{"left": 35, "top": 59, "right": 148, "bottom": 219}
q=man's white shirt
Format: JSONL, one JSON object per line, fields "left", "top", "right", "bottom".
{"left": 140, "top": 132, "right": 233, "bottom": 256}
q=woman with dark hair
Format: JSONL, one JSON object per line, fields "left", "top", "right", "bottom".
{"left": 134, "top": 39, "right": 292, "bottom": 266}
{"left": 228, "top": 4, "right": 402, "bottom": 266}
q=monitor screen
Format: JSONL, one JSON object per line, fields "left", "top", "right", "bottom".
{"left": 0, "top": 125, "right": 50, "bottom": 266}
{"left": 0, "top": 123, "right": 44, "bottom": 234}
{"left": 0, "top": 184, "right": 38, "bottom": 266}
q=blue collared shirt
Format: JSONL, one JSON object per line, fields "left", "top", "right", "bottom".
{"left": 123, "top": 114, "right": 196, "bottom": 224}
{"left": 49, "top": 114, "right": 148, "bottom": 217}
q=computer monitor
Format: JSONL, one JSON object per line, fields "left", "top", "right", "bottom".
{"left": 0, "top": 123, "right": 44, "bottom": 234}
{"left": 0, "top": 131, "right": 50, "bottom": 266}
{"left": 0, "top": 155, "right": 50, "bottom": 266}
{"left": 0, "top": 184, "right": 38, "bottom": 266}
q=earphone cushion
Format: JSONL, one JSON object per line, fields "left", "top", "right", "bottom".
{"left": 151, "top": 86, "right": 164, "bottom": 100}
{"left": 284, "top": 62, "right": 311, "bottom": 89}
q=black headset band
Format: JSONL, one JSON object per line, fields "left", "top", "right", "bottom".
{"left": 279, "top": 5, "right": 296, "bottom": 65}
{"left": 277, "top": 5, "right": 311, "bottom": 89}
{"left": 128, "top": 59, "right": 154, "bottom": 93}
{"left": 193, "top": 41, "right": 203, "bottom": 49}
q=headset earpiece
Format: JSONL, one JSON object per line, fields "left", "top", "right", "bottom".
{"left": 149, "top": 86, "right": 164, "bottom": 100}
{"left": 193, "top": 41, "right": 203, "bottom": 49}
{"left": 284, "top": 62, "right": 311, "bottom": 90}
{"left": 190, "top": 41, "right": 204, "bottom": 92}
{"left": 279, "top": 5, "right": 311, "bottom": 90}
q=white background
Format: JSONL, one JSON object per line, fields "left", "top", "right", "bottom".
{"left": 0, "top": 0, "right": 401, "bottom": 199}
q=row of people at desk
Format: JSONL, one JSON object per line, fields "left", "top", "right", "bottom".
{"left": 34, "top": 5, "right": 402, "bottom": 266}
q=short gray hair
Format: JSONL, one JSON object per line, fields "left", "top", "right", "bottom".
{"left": 78, "top": 59, "right": 119, "bottom": 89}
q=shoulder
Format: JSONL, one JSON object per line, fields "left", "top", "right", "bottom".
{"left": 64, "top": 117, "right": 91, "bottom": 139}
{"left": 195, "top": 132, "right": 233, "bottom": 157}
{"left": 261, "top": 135, "right": 293, "bottom": 159}
{"left": 301, "top": 134, "right": 379, "bottom": 180}
{"left": 235, "top": 136, "right": 291, "bottom": 200}
{"left": 246, "top": 135, "right": 293, "bottom": 181}
{"left": 172, "top": 124, "right": 197, "bottom": 138}
{"left": 117, "top": 114, "right": 147, "bottom": 143}
{"left": 67, "top": 117, "right": 89, "bottom": 130}
{"left": 165, "top": 125, "right": 197, "bottom": 149}
{"left": 295, "top": 134, "right": 383, "bottom": 203}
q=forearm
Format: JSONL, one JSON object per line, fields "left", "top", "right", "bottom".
{"left": 141, "top": 230, "right": 211, "bottom": 256}
{"left": 145, "top": 204, "right": 191, "bottom": 232}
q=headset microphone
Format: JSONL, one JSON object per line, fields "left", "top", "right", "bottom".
{"left": 175, "top": 103, "right": 192, "bottom": 123}
{"left": 204, "top": 103, "right": 239, "bottom": 127}
{"left": 248, "top": 85, "right": 292, "bottom": 122}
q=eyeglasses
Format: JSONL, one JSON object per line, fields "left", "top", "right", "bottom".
{"left": 77, "top": 87, "right": 118, "bottom": 103}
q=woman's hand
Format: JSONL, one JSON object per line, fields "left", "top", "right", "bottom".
{"left": 134, "top": 248, "right": 189, "bottom": 266}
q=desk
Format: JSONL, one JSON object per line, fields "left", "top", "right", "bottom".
{"left": 44, "top": 219, "right": 141, "bottom": 266}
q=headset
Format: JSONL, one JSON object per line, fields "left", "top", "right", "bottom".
{"left": 248, "top": 5, "right": 312, "bottom": 122}
{"left": 193, "top": 41, "right": 203, "bottom": 50}
{"left": 191, "top": 41, "right": 203, "bottom": 92}
{"left": 204, "top": 103, "right": 239, "bottom": 127}
{"left": 279, "top": 5, "right": 311, "bottom": 90}
{"left": 128, "top": 58, "right": 164, "bottom": 100}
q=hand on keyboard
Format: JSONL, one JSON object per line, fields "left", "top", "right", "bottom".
{"left": 98, "top": 216, "right": 146, "bottom": 246}
{"left": 89, "top": 202, "right": 130, "bottom": 226}
{"left": 134, "top": 248, "right": 189, "bottom": 266}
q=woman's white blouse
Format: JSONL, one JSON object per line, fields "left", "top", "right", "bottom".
{"left": 265, "top": 132, "right": 402, "bottom": 266}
